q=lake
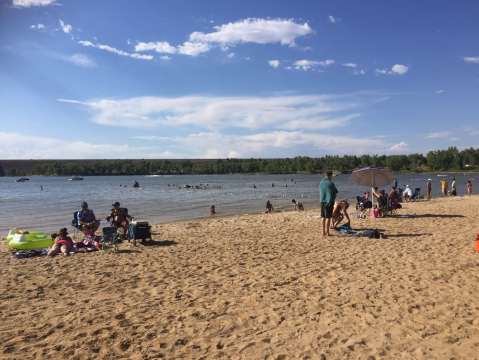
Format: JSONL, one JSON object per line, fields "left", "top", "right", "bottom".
{"left": 0, "top": 172, "right": 477, "bottom": 233}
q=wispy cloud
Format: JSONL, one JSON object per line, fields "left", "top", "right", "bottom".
{"left": 30, "top": 23, "right": 45, "bottom": 30}
{"left": 57, "top": 93, "right": 375, "bottom": 131}
{"left": 0, "top": 132, "right": 169, "bottom": 159}
{"left": 12, "top": 0, "right": 56, "bottom": 7}
{"left": 78, "top": 40, "right": 153, "bottom": 61}
{"left": 342, "top": 63, "right": 357, "bottom": 68}
{"left": 134, "top": 41, "right": 177, "bottom": 54}
{"left": 293, "top": 59, "right": 334, "bottom": 71}
{"left": 328, "top": 15, "right": 337, "bottom": 24}
{"left": 268, "top": 59, "right": 280, "bottom": 68}
{"left": 425, "top": 131, "right": 452, "bottom": 139}
{"left": 435, "top": 89, "right": 445, "bottom": 94}
{"left": 176, "top": 41, "right": 210, "bottom": 56}
{"left": 464, "top": 56, "right": 479, "bottom": 64}
{"left": 65, "top": 53, "right": 96, "bottom": 68}
{"left": 59, "top": 19, "right": 73, "bottom": 34}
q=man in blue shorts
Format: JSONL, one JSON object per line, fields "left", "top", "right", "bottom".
{"left": 319, "top": 170, "right": 338, "bottom": 236}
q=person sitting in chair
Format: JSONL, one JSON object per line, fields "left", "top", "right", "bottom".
{"left": 388, "top": 187, "right": 402, "bottom": 210}
{"left": 78, "top": 201, "right": 100, "bottom": 235}
{"left": 106, "top": 202, "right": 132, "bottom": 238}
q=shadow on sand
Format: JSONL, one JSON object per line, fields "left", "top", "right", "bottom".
{"left": 386, "top": 233, "right": 432, "bottom": 238}
{"left": 391, "top": 213, "right": 465, "bottom": 219}
{"left": 142, "top": 239, "right": 177, "bottom": 247}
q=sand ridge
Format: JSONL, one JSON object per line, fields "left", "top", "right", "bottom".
{"left": 1, "top": 196, "right": 479, "bottom": 359}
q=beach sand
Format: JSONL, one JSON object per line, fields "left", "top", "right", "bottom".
{"left": 1, "top": 196, "right": 479, "bottom": 359}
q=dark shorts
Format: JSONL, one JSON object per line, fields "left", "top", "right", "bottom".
{"left": 321, "top": 202, "right": 334, "bottom": 218}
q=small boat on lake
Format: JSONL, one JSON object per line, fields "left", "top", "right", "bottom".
{"left": 68, "top": 176, "right": 84, "bottom": 181}
{"left": 16, "top": 177, "right": 30, "bottom": 183}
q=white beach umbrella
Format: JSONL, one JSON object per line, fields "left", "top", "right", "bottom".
{"left": 351, "top": 167, "right": 394, "bottom": 206}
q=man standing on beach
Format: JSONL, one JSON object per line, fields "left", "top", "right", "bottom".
{"left": 426, "top": 179, "right": 432, "bottom": 200}
{"left": 319, "top": 170, "right": 338, "bottom": 237}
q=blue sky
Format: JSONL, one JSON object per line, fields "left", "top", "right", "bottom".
{"left": 0, "top": 0, "right": 478, "bottom": 159}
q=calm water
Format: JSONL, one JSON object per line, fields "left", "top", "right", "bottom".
{"left": 0, "top": 173, "right": 477, "bottom": 234}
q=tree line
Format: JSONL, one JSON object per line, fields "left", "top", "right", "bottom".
{"left": 0, "top": 147, "right": 478, "bottom": 177}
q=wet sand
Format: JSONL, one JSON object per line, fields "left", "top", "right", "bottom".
{"left": 1, "top": 196, "right": 479, "bottom": 359}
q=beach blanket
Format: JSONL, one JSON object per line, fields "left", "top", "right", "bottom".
{"left": 13, "top": 249, "right": 49, "bottom": 259}
{"left": 336, "top": 225, "right": 384, "bottom": 239}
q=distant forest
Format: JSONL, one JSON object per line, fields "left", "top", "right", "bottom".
{"left": 1, "top": 147, "right": 478, "bottom": 176}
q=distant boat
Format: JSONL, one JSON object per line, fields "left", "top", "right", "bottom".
{"left": 16, "top": 177, "right": 30, "bottom": 183}
{"left": 437, "top": 174, "right": 447, "bottom": 177}
{"left": 68, "top": 176, "right": 84, "bottom": 181}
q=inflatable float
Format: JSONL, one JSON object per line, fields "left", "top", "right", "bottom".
{"left": 6, "top": 230, "right": 53, "bottom": 250}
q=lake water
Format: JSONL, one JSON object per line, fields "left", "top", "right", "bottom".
{"left": 1, "top": 173, "right": 477, "bottom": 234}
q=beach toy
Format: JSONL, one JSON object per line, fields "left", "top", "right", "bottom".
{"left": 6, "top": 229, "right": 53, "bottom": 250}
{"left": 475, "top": 234, "right": 479, "bottom": 253}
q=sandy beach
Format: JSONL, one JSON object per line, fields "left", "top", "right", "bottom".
{"left": 1, "top": 196, "right": 479, "bottom": 359}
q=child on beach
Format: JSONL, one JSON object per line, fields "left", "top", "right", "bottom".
{"left": 467, "top": 179, "right": 473, "bottom": 196}
{"left": 48, "top": 228, "right": 74, "bottom": 256}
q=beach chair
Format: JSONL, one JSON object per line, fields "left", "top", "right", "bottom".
{"left": 100, "top": 226, "right": 120, "bottom": 252}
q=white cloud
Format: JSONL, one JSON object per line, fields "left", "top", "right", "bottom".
{"left": 135, "top": 41, "right": 177, "bottom": 54}
{"left": 293, "top": 59, "right": 319, "bottom": 71}
{"left": 189, "top": 18, "right": 312, "bottom": 47}
{"left": 57, "top": 94, "right": 372, "bottom": 131}
{"left": 59, "top": 19, "right": 72, "bottom": 34}
{"left": 66, "top": 53, "right": 96, "bottom": 68}
{"left": 134, "top": 18, "right": 312, "bottom": 58}
{"left": 12, "top": 0, "right": 56, "bottom": 7}
{"left": 391, "top": 64, "right": 408, "bottom": 75}
{"left": 353, "top": 69, "right": 366, "bottom": 75}
{"left": 0, "top": 132, "right": 172, "bottom": 159}
{"left": 389, "top": 141, "right": 408, "bottom": 152}
{"left": 425, "top": 131, "right": 452, "bottom": 139}
{"left": 376, "top": 64, "right": 409, "bottom": 76}
{"left": 435, "top": 89, "right": 445, "bottom": 94}
{"left": 78, "top": 40, "right": 153, "bottom": 61}
{"left": 227, "top": 52, "right": 235, "bottom": 59}
{"left": 342, "top": 63, "right": 357, "bottom": 68}
{"left": 160, "top": 55, "right": 171, "bottom": 60}
{"left": 268, "top": 59, "right": 280, "bottom": 68}
{"left": 30, "top": 23, "right": 45, "bottom": 30}
{"left": 464, "top": 56, "right": 479, "bottom": 64}
{"left": 177, "top": 41, "right": 210, "bottom": 56}
{"left": 293, "top": 59, "right": 334, "bottom": 71}
{"left": 318, "top": 59, "right": 335, "bottom": 67}
{"left": 328, "top": 15, "right": 337, "bottom": 24}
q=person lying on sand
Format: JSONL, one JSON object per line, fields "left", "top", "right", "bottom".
{"left": 331, "top": 200, "right": 351, "bottom": 229}
{"left": 48, "top": 228, "right": 73, "bottom": 256}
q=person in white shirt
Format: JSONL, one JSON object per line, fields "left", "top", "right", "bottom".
{"left": 403, "top": 185, "right": 413, "bottom": 202}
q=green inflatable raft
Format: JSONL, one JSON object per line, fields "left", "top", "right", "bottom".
{"left": 6, "top": 230, "right": 53, "bottom": 250}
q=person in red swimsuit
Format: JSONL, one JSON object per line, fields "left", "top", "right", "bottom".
{"left": 48, "top": 228, "right": 74, "bottom": 256}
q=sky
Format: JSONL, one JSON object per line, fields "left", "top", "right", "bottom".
{"left": 0, "top": 0, "right": 478, "bottom": 159}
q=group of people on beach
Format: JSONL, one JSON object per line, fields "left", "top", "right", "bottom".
{"left": 48, "top": 201, "right": 133, "bottom": 256}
